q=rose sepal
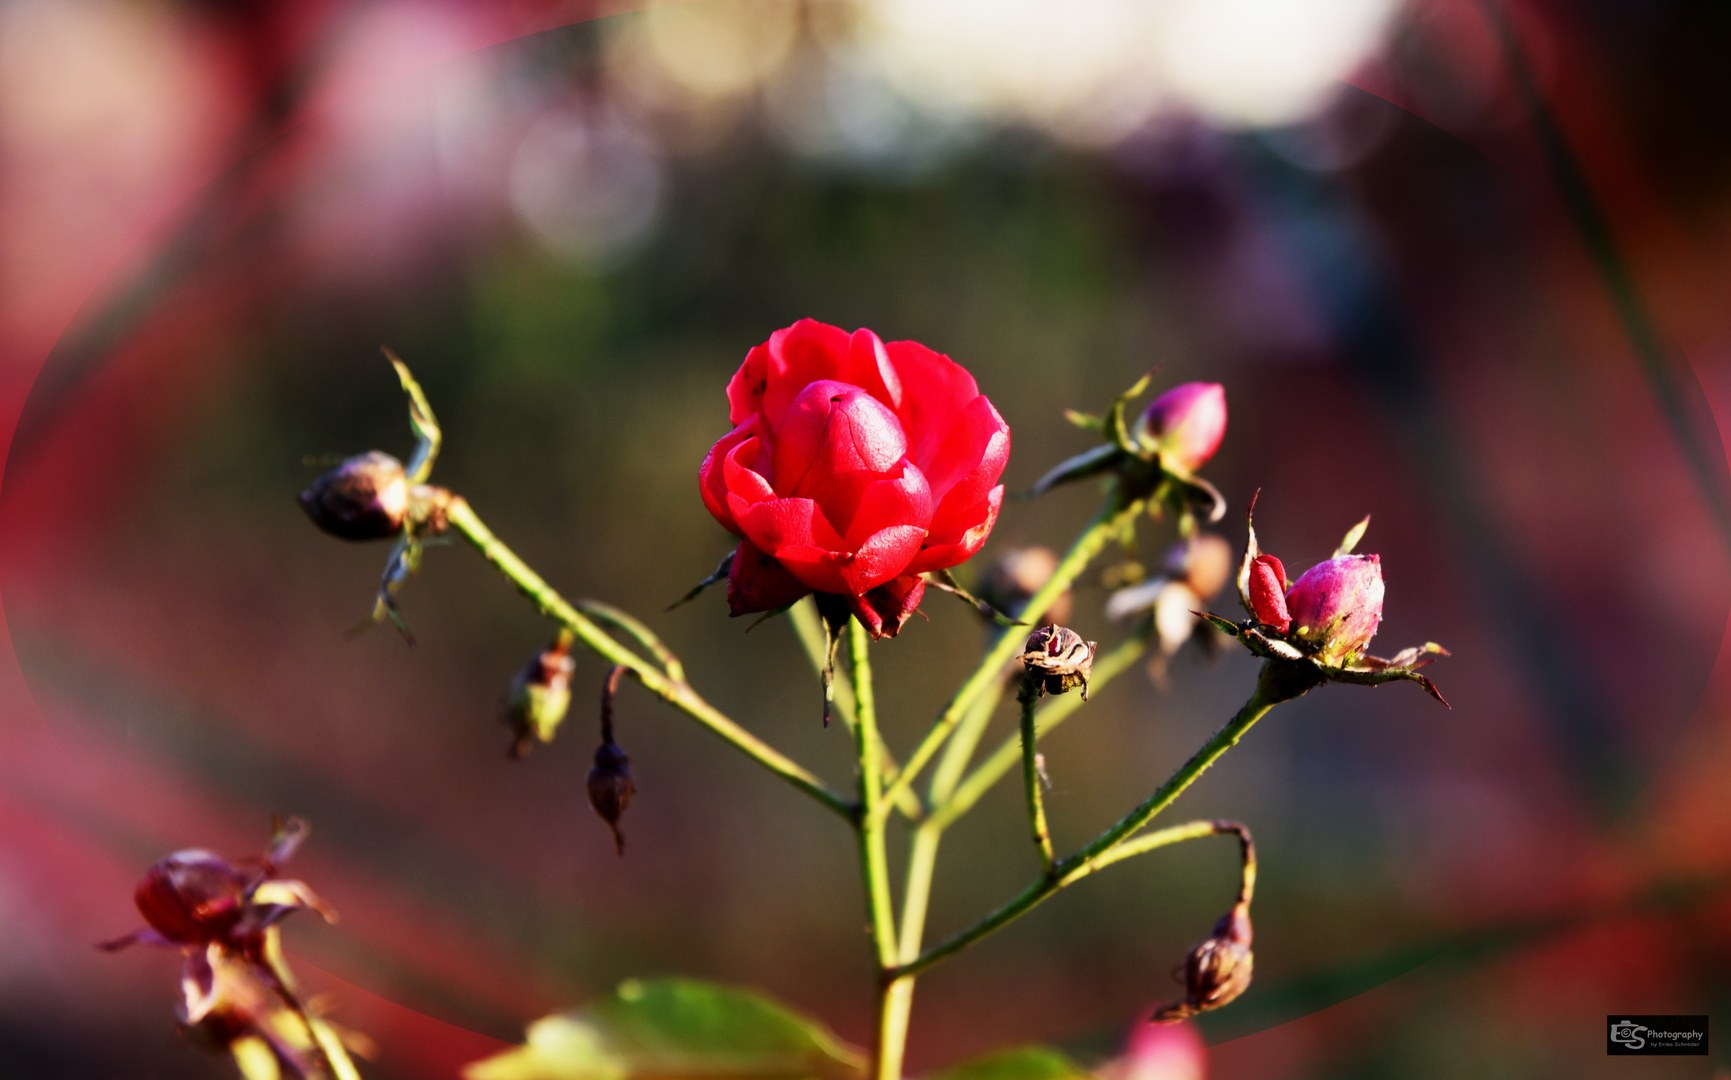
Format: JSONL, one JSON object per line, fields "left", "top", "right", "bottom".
{"left": 1198, "top": 611, "right": 1450, "bottom": 706}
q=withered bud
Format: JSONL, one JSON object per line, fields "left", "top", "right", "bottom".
{"left": 587, "top": 666, "right": 635, "bottom": 855}
{"left": 298, "top": 452, "right": 408, "bottom": 541}
{"left": 506, "top": 633, "right": 576, "bottom": 757}
{"left": 588, "top": 742, "right": 635, "bottom": 857}
{"left": 1151, "top": 899, "right": 1254, "bottom": 1023}
{"left": 1017, "top": 625, "right": 1098, "bottom": 700}
{"left": 979, "top": 546, "right": 1071, "bottom": 626}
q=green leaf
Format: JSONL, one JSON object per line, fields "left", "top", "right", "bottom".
{"left": 1103, "top": 372, "right": 1152, "bottom": 456}
{"left": 1028, "top": 443, "right": 1120, "bottom": 497}
{"left": 1332, "top": 515, "right": 1370, "bottom": 558}
{"left": 927, "top": 1046, "right": 1090, "bottom": 1080}
{"left": 465, "top": 978, "right": 866, "bottom": 1080}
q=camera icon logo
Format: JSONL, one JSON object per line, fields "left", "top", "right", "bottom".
{"left": 1609, "top": 1021, "right": 1648, "bottom": 1050}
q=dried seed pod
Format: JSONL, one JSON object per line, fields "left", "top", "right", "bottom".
{"left": 1017, "top": 624, "right": 1098, "bottom": 699}
{"left": 1151, "top": 900, "right": 1254, "bottom": 1022}
{"left": 297, "top": 452, "right": 408, "bottom": 541}
{"left": 587, "top": 666, "right": 635, "bottom": 856}
{"left": 505, "top": 633, "right": 576, "bottom": 756}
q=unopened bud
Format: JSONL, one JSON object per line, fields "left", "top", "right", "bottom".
{"left": 506, "top": 634, "right": 576, "bottom": 757}
{"left": 298, "top": 452, "right": 408, "bottom": 541}
{"left": 1286, "top": 553, "right": 1383, "bottom": 664}
{"left": 1017, "top": 625, "right": 1098, "bottom": 700}
{"left": 588, "top": 666, "right": 635, "bottom": 855}
{"left": 1151, "top": 899, "right": 1254, "bottom": 1023}
{"left": 133, "top": 850, "right": 252, "bottom": 946}
{"left": 1246, "top": 554, "right": 1291, "bottom": 634}
{"left": 1136, "top": 383, "right": 1226, "bottom": 474}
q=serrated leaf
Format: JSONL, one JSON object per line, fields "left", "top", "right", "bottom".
{"left": 466, "top": 979, "right": 865, "bottom": 1080}
{"left": 1333, "top": 515, "right": 1371, "bottom": 558}
{"left": 927, "top": 1046, "right": 1089, "bottom": 1080}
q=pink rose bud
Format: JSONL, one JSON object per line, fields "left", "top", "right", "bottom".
{"left": 1285, "top": 554, "right": 1384, "bottom": 664}
{"left": 298, "top": 451, "right": 409, "bottom": 540}
{"left": 1139, "top": 382, "right": 1226, "bottom": 473}
{"left": 1246, "top": 554, "right": 1290, "bottom": 633}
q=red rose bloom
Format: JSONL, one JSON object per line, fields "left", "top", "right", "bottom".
{"left": 700, "top": 319, "right": 1011, "bottom": 638}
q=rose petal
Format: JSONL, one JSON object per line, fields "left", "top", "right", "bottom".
{"left": 882, "top": 338, "right": 983, "bottom": 467}
{"left": 845, "top": 463, "right": 932, "bottom": 549}
{"left": 735, "top": 496, "right": 846, "bottom": 558}
{"left": 848, "top": 327, "right": 903, "bottom": 412}
{"left": 774, "top": 524, "right": 927, "bottom": 595}
{"left": 700, "top": 417, "right": 760, "bottom": 534}
{"left": 721, "top": 435, "right": 776, "bottom": 507}
{"left": 773, "top": 380, "right": 908, "bottom": 489}
{"left": 922, "top": 395, "right": 1010, "bottom": 532}
{"left": 905, "top": 486, "right": 1003, "bottom": 575}
{"left": 849, "top": 575, "right": 926, "bottom": 639}
{"left": 727, "top": 540, "right": 812, "bottom": 615}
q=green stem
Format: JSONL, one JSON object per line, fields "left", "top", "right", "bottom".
{"left": 881, "top": 493, "right": 1140, "bottom": 815}
{"left": 575, "top": 598, "right": 684, "bottom": 683}
{"left": 446, "top": 498, "right": 853, "bottom": 819}
{"left": 932, "top": 630, "right": 1150, "bottom": 831}
{"left": 926, "top": 675, "right": 1007, "bottom": 808}
{"left": 791, "top": 600, "right": 923, "bottom": 821}
{"left": 1017, "top": 681, "right": 1055, "bottom": 873}
{"left": 849, "top": 619, "right": 905, "bottom": 1080}
{"left": 895, "top": 667, "right": 1288, "bottom": 979}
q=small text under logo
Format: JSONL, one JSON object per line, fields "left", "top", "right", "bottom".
{"left": 1607, "top": 1016, "right": 1707, "bottom": 1056}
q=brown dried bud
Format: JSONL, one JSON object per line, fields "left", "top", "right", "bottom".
{"left": 298, "top": 451, "right": 408, "bottom": 541}
{"left": 506, "top": 634, "right": 576, "bottom": 756}
{"left": 1017, "top": 624, "right": 1098, "bottom": 700}
{"left": 1151, "top": 900, "right": 1254, "bottom": 1023}
{"left": 588, "top": 742, "right": 635, "bottom": 857}
{"left": 588, "top": 666, "right": 635, "bottom": 855}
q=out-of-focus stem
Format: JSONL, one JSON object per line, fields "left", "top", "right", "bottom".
{"left": 1017, "top": 681, "right": 1055, "bottom": 873}
{"left": 881, "top": 493, "right": 1141, "bottom": 816}
{"left": 446, "top": 497, "right": 853, "bottom": 819}
{"left": 895, "top": 674, "right": 1283, "bottom": 980}
{"left": 932, "top": 630, "right": 1149, "bottom": 831}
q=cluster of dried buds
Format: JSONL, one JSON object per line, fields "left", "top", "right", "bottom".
{"left": 100, "top": 819, "right": 366, "bottom": 1078}
{"left": 1105, "top": 532, "right": 1234, "bottom": 686}
{"left": 1199, "top": 496, "right": 1449, "bottom": 706}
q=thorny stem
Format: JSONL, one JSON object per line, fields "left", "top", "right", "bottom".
{"left": 880, "top": 493, "right": 1142, "bottom": 817}
{"left": 445, "top": 497, "right": 854, "bottom": 819}
{"left": 1017, "top": 680, "right": 1055, "bottom": 873}
{"left": 894, "top": 667, "right": 1291, "bottom": 980}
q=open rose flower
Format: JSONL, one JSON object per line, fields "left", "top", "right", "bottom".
{"left": 700, "top": 319, "right": 1010, "bottom": 638}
